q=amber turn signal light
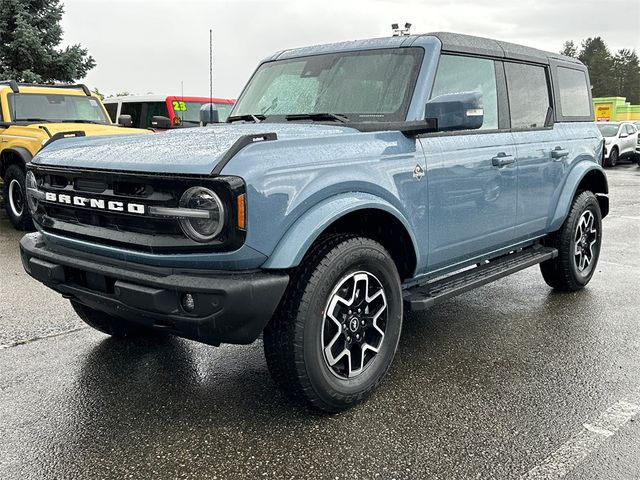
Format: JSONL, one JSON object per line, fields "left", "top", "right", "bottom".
{"left": 237, "top": 193, "right": 246, "bottom": 230}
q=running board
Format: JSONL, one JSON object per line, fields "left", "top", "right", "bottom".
{"left": 403, "top": 245, "right": 558, "bottom": 311}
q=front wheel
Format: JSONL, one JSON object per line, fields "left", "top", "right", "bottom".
{"left": 263, "top": 235, "right": 403, "bottom": 412}
{"left": 607, "top": 147, "right": 618, "bottom": 167}
{"left": 3, "top": 164, "right": 34, "bottom": 230}
{"left": 540, "top": 191, "right": 602, "bottom": 291}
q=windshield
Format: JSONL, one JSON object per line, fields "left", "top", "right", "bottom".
{"left": 171, "top": 100, "right": 234, "bottom": 123}
{"left": 8, "top": 93, "right": 110, "bottom": 124}
{"left": 231, "top": 48, "right": 424, "bottom": 122}
{"left": 597, "top": 123, "right": 620, "bottom": 137}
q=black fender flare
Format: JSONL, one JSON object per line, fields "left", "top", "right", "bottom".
{"left": 0, "top": 147, "right": 32, "bottom": 177}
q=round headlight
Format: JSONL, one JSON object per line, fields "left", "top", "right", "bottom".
{"left": 178, "top": 187, "right": 225, "bottom": 242}
{"left": 25, "top": 171, "right": 39, "bottom": 214}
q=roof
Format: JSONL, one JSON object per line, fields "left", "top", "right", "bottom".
{"left": 426, "top": 32, "right": 582, "bottom": 65}
{"left": 271, "top": 31, "right": 583, "bottom": 67}
{"left": 102, "top": 95, "right": 234, "bottom": 104}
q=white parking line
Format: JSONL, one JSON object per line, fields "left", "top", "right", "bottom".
{"left": 521, "top": 389, "right": 640, "bottom": 479}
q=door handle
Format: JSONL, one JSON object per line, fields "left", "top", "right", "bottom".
{"left": 491, "top": 152, "right": 515, "bottom": 167}
{"left": 551, "top": 146, "right": 569, "bottom": 160}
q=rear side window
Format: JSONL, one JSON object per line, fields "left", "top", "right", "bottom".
{"left": 557, "top": 67, "right": 591, "bottom": 117}
{"left": 430, "top": 55, "right": 498, "bottom": 130}
{"left": 505, "top": 63, "right": 550, "bottom": 129}
{"left": 104, "top": 102, "right": 117, "bottom": 122}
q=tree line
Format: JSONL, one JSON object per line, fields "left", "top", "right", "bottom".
{"left": 561, "top": 38, "right": 640, "bottom": 104}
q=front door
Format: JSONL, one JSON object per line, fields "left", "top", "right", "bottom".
{"left": 421, "top": 54, "right": 517, "bottom": 273}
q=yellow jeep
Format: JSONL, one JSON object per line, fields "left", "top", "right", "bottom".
{"left": 0, "top": 81, "right": 150, "bottom": 230}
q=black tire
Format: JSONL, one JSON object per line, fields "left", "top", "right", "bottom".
{"left": 607, "top": 147, "right": 618, "bottom": 167}
{"left": 3, "top": 164, "right": 34, "bottom": 230}
{"left": 263, "top": 235, "right": 403, "bottom": 412}
{"left": 71, "top": 301, "right": 152, "bottom": 337}
{"left": 540, "top": 191, "right": 602, "bottom": 291}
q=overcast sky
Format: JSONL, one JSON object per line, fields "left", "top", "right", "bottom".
{"left": 61, "top": 0, "right": 640, "bottom": 99}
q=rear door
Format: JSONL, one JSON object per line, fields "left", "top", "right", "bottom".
{"left": 506, "top": 61, "right": 565, "bottom": 240}
{"left": 422, "top": 54, "right": 517, "bottom": 272}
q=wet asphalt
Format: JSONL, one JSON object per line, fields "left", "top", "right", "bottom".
{"left": 0, "top": 164, "right": 639, "bottom": 480}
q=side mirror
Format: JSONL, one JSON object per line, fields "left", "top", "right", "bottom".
{"left": 151, "top": 116, "right": 172, "bottom": 129}
{"left": 426, "top": 91, "right": 484, "bottom": 131}
{"left": 619, "top": 132, "right": 628, "bottom": 138}
{"left": 117, "top": 114, "right": 132, "bottom": 127}
{"left": 200, "top": 103, "right": 220, "bottom": 126}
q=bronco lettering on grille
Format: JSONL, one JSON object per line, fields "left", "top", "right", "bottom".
{"left": 44, "top": 192, "right": 146, "bottom": 215}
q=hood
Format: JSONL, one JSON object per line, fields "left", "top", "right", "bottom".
{"left": 29, "top": 122, "right": 148, "bottom": 137}
{"left": 32, "top": 123, "right": 358, "bottom": 175}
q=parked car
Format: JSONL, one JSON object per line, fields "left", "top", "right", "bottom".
{"left": 103, "top": 95, "right": 235, "bottom": 130}
{"left": 21, "top": 33, "right": 608, "bottom": 412}
{"left": 596, "top": 121, "right": 639, "bottom": 167}
{"left": 0, "top": 81, "right": 150, "bottom": 230}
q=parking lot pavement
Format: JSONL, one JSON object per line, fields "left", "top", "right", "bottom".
{"left": 0, "top": 164, "right": 639, "bottom": 480}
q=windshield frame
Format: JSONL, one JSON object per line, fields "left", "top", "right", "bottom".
{"left": 230, "top": 47, "right": 425, "bottom": 124}
{"left": 7, "top": 92, "right": 111, "bottom": 124}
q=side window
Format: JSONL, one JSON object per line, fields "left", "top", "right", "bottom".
{"left": 104, "top": 103, "right": 117, "bottom": 122}
{"left": 504, "top": 63, "right": 550, "bottom": 129}
{"left": 626, "top": 124, "right": 635, "bottom": 135}
{"left": 120, "top": 102, "right": 143, "bottom": 128}
{"left": 430, "top": 55, "right": 498, "bottom": 130}
{"left": 556, "top": 67, "right": 591, "bottom": 117}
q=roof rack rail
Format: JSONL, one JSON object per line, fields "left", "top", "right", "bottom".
{"left": 0, "top": 81, "right": 92, "bottom": 96}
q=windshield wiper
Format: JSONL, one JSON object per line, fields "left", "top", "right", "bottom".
{"left": 285, "top": 113, "right": 349, "bottom": 123}
{"left": 227, "top": 114, "right": 265, "bottom": 124}
{"left": 60, "top": 120, "right": 105, "bottom": 124}
{"left": 16, "top": 118, "right": 52, "bottom": 123}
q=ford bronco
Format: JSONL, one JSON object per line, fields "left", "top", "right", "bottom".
{"left": 20, "top": 33, "right": 608, "bottom": 412}
{"left": 0, "top": 81, "right": 150, "bottom": 230}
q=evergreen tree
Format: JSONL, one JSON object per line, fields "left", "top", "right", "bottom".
{"left": 0, "top": 0, "right": 95, "bottom": 83}
{"left": 578, "top": 37, "right": 614, "bottom": 98}
{"left": 612, "top": 49, "right": 640, "bottom": 104}
{"left": 560, "top": 40, "right": 578, "bottom": 58}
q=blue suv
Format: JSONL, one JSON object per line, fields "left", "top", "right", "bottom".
{"left": 20, "top": 32, "right": 608, "bottom": 411}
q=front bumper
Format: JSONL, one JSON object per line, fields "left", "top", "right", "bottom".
{"left": 20, "top": 233, "right": 289, "bottom": 345}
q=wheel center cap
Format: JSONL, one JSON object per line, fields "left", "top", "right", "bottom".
{"left": 348, "top": 317, "right": 359, "bottom": 333}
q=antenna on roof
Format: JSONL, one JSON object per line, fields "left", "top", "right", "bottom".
{"left": 391, "top": 22, "right": 412, "bottom": 36}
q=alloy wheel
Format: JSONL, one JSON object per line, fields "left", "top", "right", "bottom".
{"left": 321, "top": 271, "right": 388, "bottom": 379}
{"left": 574, "top": 210, "right": 597, "bottom": 274}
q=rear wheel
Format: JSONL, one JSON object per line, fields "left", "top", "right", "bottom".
{"left": 540, "top": 191, "right": 602, "bottom": 291}
{"left": 3, "top": 164, "right": 34, "bottom": 230}
{"left": 71, "top": 301, "right": 152, "bottom": 337}
{"left": 263, "top": 235, "right": 403, "bottom": 412}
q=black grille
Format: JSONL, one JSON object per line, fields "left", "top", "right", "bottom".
{"left": 29, "top": 166, "right": 244, "bottom": 253}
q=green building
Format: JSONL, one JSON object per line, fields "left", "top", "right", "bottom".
{"left": 593, "top": 96, "right": 640, "bottom": 122}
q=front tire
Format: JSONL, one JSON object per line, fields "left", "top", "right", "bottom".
{"left": 607, "top": 147, "right": 618, "bottom": 167}
{"left": 540, "top": 191, "right": 602, "bottom": 291}
{"left": 71, "top": 301, "right": 152, "bottom": 337}
{"left": 263, "top": 235, "right": 403, "bottom": 412}
{"left": 3, "top": 164, "right": 34, "bottom": 230}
